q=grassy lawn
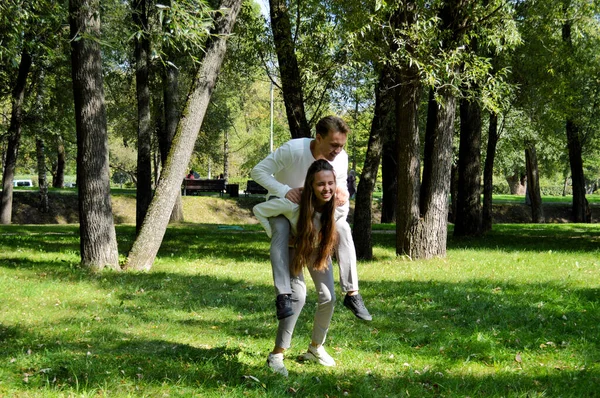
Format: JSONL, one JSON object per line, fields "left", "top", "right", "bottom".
{"left": 0, "top": 223, "right": 599, "bottom": 397}
{"left": 492, "top": 194, "right": 600, "bottom": 204}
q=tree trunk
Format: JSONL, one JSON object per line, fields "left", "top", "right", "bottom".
{"left": 525, "top": 141, "right": 544, "bottom": 223}
{"left": 160, "top": 56, "right": 184, "bottom": 223}
{"left": 562, "top": 174, "right": 569, "bottom": 196}
{"left": 454, "top": 97, "right": 482, "bottom": 236}
{"left": 36, "top": 138, "right": 49, "bottom": 213}
{"left": 506, "top": 171, "right": 526, "bottom": 195}
{"left": 125, "top": 0, "right": 242, "bottom": 271}
{"left": 0, "top": 48, "right": 32, "bottom": 225}
{"left": 562, "top": 16, "right": 590, "bottom": 222}
{"left": 133, "top": 0, "right": 153, "bottom": 233}
{"left": 380, "top": 111, "right": 398, "bottom": 224}
{"left": 395, "top": 74, "right": 422, "bottom": 258}
{"left": 401, "top": 86, "right": 454, "bottom": 259}
{"left": 52, "top": 135, "right": 66, "bottom": 188}
{"left": 449, "top": 163, "right": 458, "bottom": 223}
{"left": 353, "top": 66, "right": 395, "bottom": 260}
{"left": 268, "top": 0, "right": 310, "bottom": 138}
{"left": 482, "top": 112, "right": 499, "bottom": 232}
{"left": 401, "top": 0, "right": 467, "bottom": 257}
{"left": 69, "top": 0, "right": 120, "bottom": 271}
{"left": 566, "top": 119, "right": 590, "bottom": 222}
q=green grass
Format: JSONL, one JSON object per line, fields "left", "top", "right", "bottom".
{"left": 492, "top": 194, "right": 600, "bottom": 204}
{"left": 0, "top": 223, "right": 599, "bottom": 397}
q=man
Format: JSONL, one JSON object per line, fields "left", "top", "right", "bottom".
{"left": 251, "top": 115, "right": 372, "bottom": 321}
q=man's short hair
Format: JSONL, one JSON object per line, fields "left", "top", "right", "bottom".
{"left": 315, "top": 116, "right": 349, "bottom": 137}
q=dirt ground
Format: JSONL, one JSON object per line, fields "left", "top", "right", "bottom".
{"left": 8, "top": 190, "right": 599, "bottom": 225}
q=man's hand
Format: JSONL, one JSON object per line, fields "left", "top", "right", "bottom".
{"left": 285, "top": 187, "right": 303, "bottom": 204}
{"left": 335, "top": 186, "right": 349, "bottom": 207}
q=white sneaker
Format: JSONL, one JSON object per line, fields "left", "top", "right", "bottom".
{"left": 302, "top": 344, "right": 336, "bottom": 367}
{"left": 267, "top": 353, "right": 288, "bottom": 377}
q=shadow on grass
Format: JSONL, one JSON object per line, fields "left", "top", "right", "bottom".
{"left": 1, "top": 224, "right": 599, "bottom": 396}
{"left": 372, "top": 223, "right": 600, "bottom": 254}
{"left": 1, "top": 260, "right": 598, "bottom": 396}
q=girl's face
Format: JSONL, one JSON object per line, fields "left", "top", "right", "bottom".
{"left": 312, "top": 170, "right": 336, "bottom": 206}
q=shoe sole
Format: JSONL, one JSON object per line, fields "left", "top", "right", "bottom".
{"left": 343, "top": 302, "right": 373, "bottom": 321}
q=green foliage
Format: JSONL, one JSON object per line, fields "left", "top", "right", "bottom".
{"left": 348, "top": 0, "right": 520, "bottom": 109}
{"left": 0, "top": 223, "right": 599, "bottom": 396}
{"left": 511, "top": 0, "right": 600, "bottom": 151}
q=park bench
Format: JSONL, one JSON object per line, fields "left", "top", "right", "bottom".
{"left": 182, "top": 178, "right": 226, "bottom": 196}
{"left": 244, "top": 180, "right": 268, "bottom": 196}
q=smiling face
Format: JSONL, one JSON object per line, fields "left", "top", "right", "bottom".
{"left": 312, "top": 170, "right": 336, "bottom": 207}
{"left": 313, "top": 131, "right": 347, "bottom": 162}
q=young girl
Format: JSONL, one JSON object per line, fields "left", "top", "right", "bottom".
{"left": 264, "top": 159, "right": 339, "bottom": 376}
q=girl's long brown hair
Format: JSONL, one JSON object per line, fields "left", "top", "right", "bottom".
{"left": 291, "top": 160, "right": 337, "bottom": 276}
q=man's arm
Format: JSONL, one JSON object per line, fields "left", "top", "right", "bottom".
{"left": 251, "top": 143, "right": 292, "bottom": 199}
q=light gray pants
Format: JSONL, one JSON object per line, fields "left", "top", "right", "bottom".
{"left": 269, "top": 215, "right": 359, "bottom": 296}
{"left": 275, "top": 254, "right": 335, "bottom": 349}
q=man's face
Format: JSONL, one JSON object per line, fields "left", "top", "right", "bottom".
{"left": 314, "top": 131, "right": 347, "bottom": 161}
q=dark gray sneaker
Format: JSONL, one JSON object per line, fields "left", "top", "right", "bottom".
{"left": 276, "top": 294, "right": 294, "bottom": 320}
{"left": 343, "top": 293, "right": 372, "bottom": 321}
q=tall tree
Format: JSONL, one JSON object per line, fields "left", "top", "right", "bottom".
{"left": 512, "top": 0, "right": 600, "bottom": 222}
{"left": 525, "top": 140, "right": 544, "bottom": 223}
{"left": 268, "top": 0, "right": 310, "bottom": 138}
{"left": 353, "top": 66, "right": 395, "bottom": 260}
{"left": 454, "top": 95, "right": 482, "bottom": 236}
{"left": 158, "top": 0, "right": 184, "bottom": 223}
{"left": 380, "top": 120, "right": 398, "bottom": 224}
{"left": 562, "top": 15, "right": 589, "bottom": 222}
{"left": 133, "top": 0, "right": 153, "bottom": 232}
{"left": 160, "top": 59, "right": 185, "bottom": 222}
{"left": 0, "top": 47, "right": 32, "bottom": 224}
{"left": 482, "top": 111, "right": 500, "bottom": 231}
{"left": 69, "top": 0, "right": 119, "bottom": 271}
{"left": 125, "top": 0, "right": 243, "bottom": 271}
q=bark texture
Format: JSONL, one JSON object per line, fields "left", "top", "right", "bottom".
{"left": 562, "top": 17, "right": 590, "bottom": 222}
{"left": 402, "top": 86, "right": 454, "bottom": 259}
{"left": 380, "top": 110, "right": 398, "bottom": 224}
{"left": 566, "top": 119, "right": 590, "bottom": 222}
{"left": 482, "top": 112, "right": 499, "bottom": 231}
{"left": 125, "top": 0, "right": 242, "bottom": 271}
{"left": 353, "top": 67, "right": 395, "bottom": 260}
{"left": 160, "top": 58, "right": 184, "bottom": 222}
{"left": 268, "top": 0, "right": 310, "bottom": 138}
{"left": 69, "top": 0, "right": 120, "bottom": 271}
{"left": 454, "top": 97, "right": 482, "bottom": 236}
{"left": 1, "top": 48, "right": 32, "bottom": 225}
{"left": 395, "top": 72, "right": 422, "bottom": 258}
{"left": 525, "top": 141, "right": 544, "bottom": 223}
{"left": 52, "top": 135, "right": 66, "bottom": 188}
{"left": 133, "top": 0, "right": 153, "bottom": 232}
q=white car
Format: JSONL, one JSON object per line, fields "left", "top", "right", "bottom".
{"left": 13, "top": 179, "right": 33, "bottom": 187}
